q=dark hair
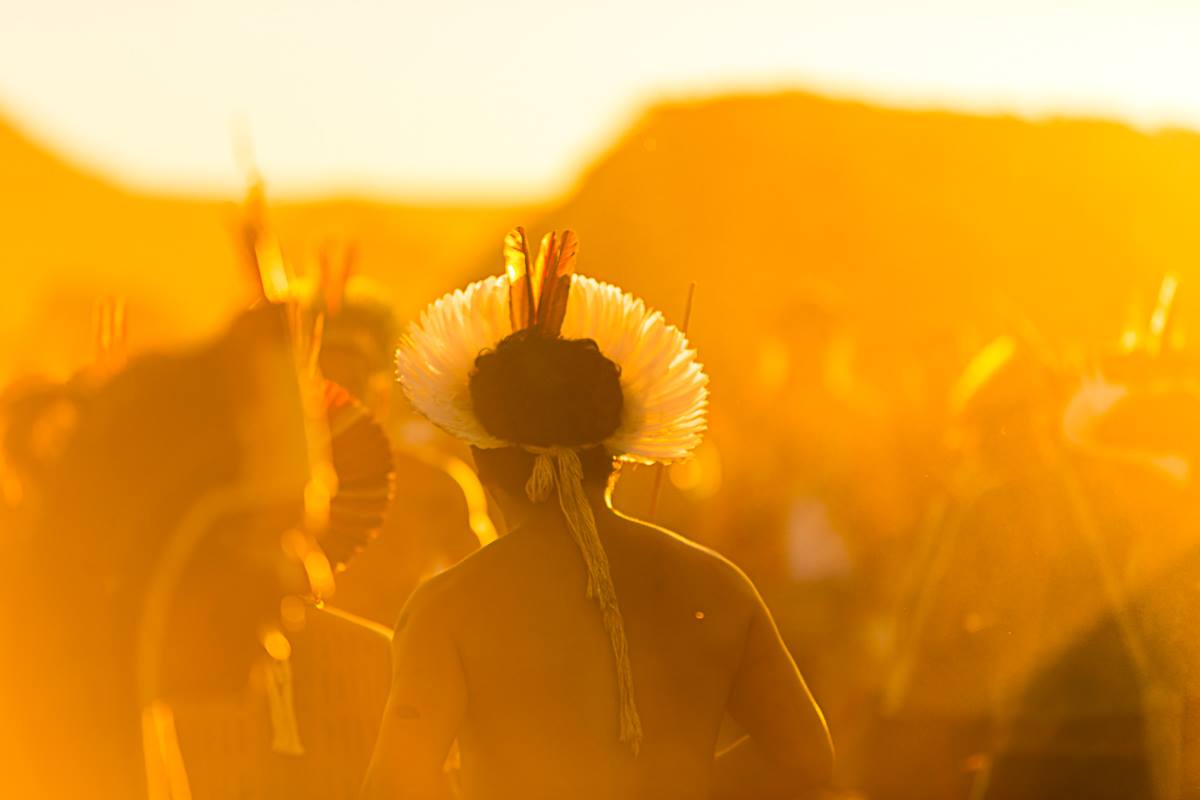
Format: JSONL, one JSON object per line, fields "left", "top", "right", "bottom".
{"left": 468, "top": 329, "right": 623, "bottom": 493}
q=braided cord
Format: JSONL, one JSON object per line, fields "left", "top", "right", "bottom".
{"left": 525, "top": 448, "right": 643, "bottom": 754}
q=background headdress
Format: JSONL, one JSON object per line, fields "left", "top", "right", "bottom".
{"left": 396, "top": 228, "right": 709, "bottom": 753}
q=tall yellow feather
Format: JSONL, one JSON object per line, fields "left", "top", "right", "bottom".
{"left": 504, "top": 227, "right": 535, "bottom": 331}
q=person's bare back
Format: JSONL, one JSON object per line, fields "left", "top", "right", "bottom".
{"left": 362, "top": 500, "right": 832, "bottom": 800}
{"left": 373, "top": 259, "right": 832, "bottom": 798}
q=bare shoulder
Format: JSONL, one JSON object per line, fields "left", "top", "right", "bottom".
{"left": 614, "top": 514, "right": 760, "bottom": 607}
{"left": 390, "top": 563, "right": 463, "bottom": 640}
{"left": 389, "top": 534, "right": 520, "bottom": 634}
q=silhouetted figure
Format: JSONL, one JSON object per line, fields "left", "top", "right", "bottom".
{"left": 2, "top": 306, "right": 313, "bottom": 799}
{"left": 365, "top": 235, "right": 832, "bottom": 799}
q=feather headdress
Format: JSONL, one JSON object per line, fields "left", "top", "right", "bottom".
{"left": 396, "top": 228, "right": 709, "bottom": 753}
{"left": 397, "top": 228, "right": 709, "bottom": 463}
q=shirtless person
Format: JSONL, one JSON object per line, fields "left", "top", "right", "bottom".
{"left": 363, "top": 230, "right": 832, "bottom": 799}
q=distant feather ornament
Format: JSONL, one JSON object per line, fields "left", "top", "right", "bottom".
{"left": 321, "top": 381, "right": 396, "bottom": 570}
{"left": 395, "top": 229, "right": 709, "bottom": 754}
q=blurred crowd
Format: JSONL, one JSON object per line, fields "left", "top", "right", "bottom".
{"left": 3, "top": 192, "right": 1200, "bottom": 800}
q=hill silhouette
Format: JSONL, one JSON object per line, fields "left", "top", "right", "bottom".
{"left": 516, "top": 92, "right": 1200, "bottom": 383}
{"left": 8, "top": 90, "right": 1200, "bottom": 386}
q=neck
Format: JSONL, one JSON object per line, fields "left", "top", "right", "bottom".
{"left": 501, "top": 484, "right": 612, "bottom": 532}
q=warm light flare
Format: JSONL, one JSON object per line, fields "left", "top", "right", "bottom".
{"left": 443, "top": 455, "right": 498, "bottom": 546}
{"left": 260, "top": 626, "right": 293, "bottom": 661}
{"left": 280, "top": 528, "right": 337, "bottom": 600}
{"left": 303, "top": 463, "right": 337, "bottom": 534}
{"left": 279, "top": 594, "right": 307, "bottom": 632}
{"left": 1148, "top": 273, "right": 1179, "bottom": 354}
{"left": 93, "top": 295, "right": 127, "bottom": 372}
{"left": 668, "top": 440, "right": 723, "bottom": 500}
{"left": 140, "top": 701, "right": 192, "bottom": 800}
{"left": 302, "top": 549, "right": 336, "bottom": 600}
{"left": 756, "top": 337, "right": 790, "bottom": 392}
{"left": 950, "top": 335, "right": 1016, "bottom": 415}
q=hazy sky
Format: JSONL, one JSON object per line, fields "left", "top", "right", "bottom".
{"left": 2, "top": 1, "right": 1197, "bottom": 199}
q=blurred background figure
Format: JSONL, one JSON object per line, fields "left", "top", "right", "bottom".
{"left": 1, "top": 303, "right": 316, "bottom": 798}
{"left": 867, "top": 335, "right": 1071, "bottom": 799}
{"left": 173, "top": 236, "right": 487, "bottom": 800}
{"left": 163, "top": 187, "right": 474, "bottom": 800}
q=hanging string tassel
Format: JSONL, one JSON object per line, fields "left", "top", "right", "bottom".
{"left": 525, "top": 447, "right": 644, "bottom": 754}
{"left": 264, "top": 655, "right": 306, "bottom": 756}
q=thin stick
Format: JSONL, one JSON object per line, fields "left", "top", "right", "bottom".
{"left": 647, "top": 282, "right": 697, "bottom": 520}
{"left": 680, "top": 282, "right": 697, "bottom": 332}
{"left": 93, "top": 295, "right": 128, "bottom": 373}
